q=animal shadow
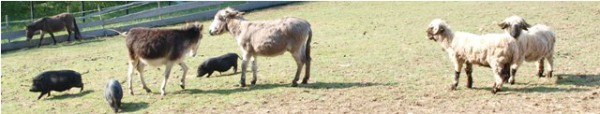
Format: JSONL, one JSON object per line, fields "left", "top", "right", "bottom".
{"left": 472, "top": 85, "right": 589, "bottom": 94}
{"left": 556, "top": 73, "right": 600, "bottom": 87}
{"left": 181, "top": 82, "right": 394, "bottom": 95}
{"left": 47, "top": 90, "right": 93, "bottom": 100}
{"left": 121, "top": 102, "right": 149, "bottom": 113}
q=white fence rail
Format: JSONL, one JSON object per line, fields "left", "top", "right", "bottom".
{"left": 1, "top": 1, "right": 294, "bottom": 51}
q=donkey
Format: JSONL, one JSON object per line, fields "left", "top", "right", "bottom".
{"left": 208, "top": 7, "right": 312, "bottom": 87}
{"left": 121, "top": 22, "right": 203, "bottom": 96}
{"left": 26, "top": 13, "right": 83, "bottom": 47}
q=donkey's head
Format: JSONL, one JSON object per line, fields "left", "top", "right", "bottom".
{"left": 25, "top": 18, "right": 48, "bottom": 41}
{"left": 498, "top": 15, "right": 531, "bottom": 38}
{"left": 185, "top": 22, "right": 204, "bottom": 57}
{"left": 209, "top": 7, "right": 245, "bottom": 36}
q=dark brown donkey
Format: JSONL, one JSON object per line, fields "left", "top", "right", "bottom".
{"left": 26, "top": 13, "right": 82, "bottom": 47}
{"left": 116, "top": 23, "right": 203, "bottom": 96}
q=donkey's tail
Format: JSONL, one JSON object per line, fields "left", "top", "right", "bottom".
{"left": 72, "top": 19, "right": 83, "bottom": 40}
{"left": 107, "top": 29, "right": 128, "bottom": 37}
{"left": 305, "top": 29, "right": 312, "bottom": 62}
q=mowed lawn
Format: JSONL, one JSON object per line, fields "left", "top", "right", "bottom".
{"left": 2, "top": 2, "right": 600, "bottom": 113}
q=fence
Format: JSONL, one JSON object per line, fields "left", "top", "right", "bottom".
{"left": 1, "top": 1, "right": 293, "bottom": 51}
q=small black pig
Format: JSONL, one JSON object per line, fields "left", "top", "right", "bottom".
{"left": 105, "top": 79, "right": 123, "bottom": 113}
{"left": 197, "top": 53, "right": 240, "bottom": 77}
{"left": 29, "top": 70, "right": 84, "bottom": 100}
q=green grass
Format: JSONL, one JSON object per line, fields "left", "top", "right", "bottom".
{"left": 2, "top": 2, "right": 600, "bottom": 113}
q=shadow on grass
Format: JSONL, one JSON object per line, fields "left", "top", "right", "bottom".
{"left": 47, "top": 90, "right": 93, "bottom": 100}
{"left": 556, "top": 73, "right": 600, "bottom": 87}
{"left": 1, "top": 38, "right": 107, "bottom": 54}
{"left": 472, "top": 86, "right": 589, "bottom": 93}
{"left": 181, "top": 82, "right": 395, "bottom": 95}
{"left": 121, "top": 102, "right": 149, "bottom": 113}
{"left": 198, "top": 71, "right": 243, "bottom": 78}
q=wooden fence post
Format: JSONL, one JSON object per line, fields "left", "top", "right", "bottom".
{"left": 98, "top": 4, "right": 106, "bottom": 36}
{"left": 157, "top": 2, "right": 162, "bottom": 20}
{"left": 81, "top": 1, "right": 86, "bottom": 22}
{"left": 30, "top": 1, "right": 34, "bottom": 21}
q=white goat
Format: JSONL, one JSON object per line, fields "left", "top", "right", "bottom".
{"left": 498, "top": 16, "right": 556, "bottom": 84}
{"left": 427, "top": 19, "right": 523, "bottom": 94}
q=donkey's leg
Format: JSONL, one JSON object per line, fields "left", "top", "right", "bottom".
{"left": 537, "top": 59, "right": 545, "bottom": 78}
{"left": 135, "top": 63, "right": 151, "bottom": 93}
{"left": 178, "top": 62, "right": 189, "bottom": 89}
{"left": 301, "top": 50, "right": 311, "bottom": 84}
{"left": 37, "top": 33, "right": 46, "bottom": 47}
{"left": 127, "top": 60, "right": 136, "bottom": 95}
{"left": 291, "top": 53, "right": 305, "bottom": 87}
{"left": 250, "top": 56, "right": 258, "bottom": 85}
{"left": 240, "top": 52, "right": 251, "bottom": 87}
{"left": 65, "top": 27, "right": 73, "bottom": 42}
{"left": 161, "top": 62, "right": 174, "bottom": 96}
{"left": 546, "top": 55, "right": 554, "bottom": 78}
{"left": 48, "top": 32, "right": 57, "bottom": 45}
{"left": 465, "top": 62, "right": 473, "bottom": 88}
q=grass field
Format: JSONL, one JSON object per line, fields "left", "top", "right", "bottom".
{"left": 2, "top": 2, "right": 600, "bottom": 113}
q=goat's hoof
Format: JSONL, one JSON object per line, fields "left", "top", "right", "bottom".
{"left": 449, "top": 85, "right": 457, "bottom": 91}
{"left": 291, "top": 83, "right": 299, "bottom": 87}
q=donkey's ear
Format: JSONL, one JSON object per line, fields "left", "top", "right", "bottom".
{"left": 197, "top": 23, "right": 203, "bottom": 30}
{"left": 236, "top": 12, "right": 246, "bottom": 16}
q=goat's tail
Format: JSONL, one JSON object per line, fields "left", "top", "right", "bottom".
{"left": 107, "top": 29, "right": 128, "bottom": 37}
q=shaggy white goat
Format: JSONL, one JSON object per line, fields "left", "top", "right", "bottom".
{"left": 498, "top": 16, "right": 556, "bottom": 84}
{"left": 427, "top": 19, "right": 523, "bottom": 94}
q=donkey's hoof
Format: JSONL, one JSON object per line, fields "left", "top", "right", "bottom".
{"left": 491, "top": 88, "right": 501, "bottom": 94}
{"left": 144, "top": 89, "right": 152, "bottom": 93}
{"left": 301, "top": 80, "right": 308, "bottom": 84}
{"left": 129, "top": 91, "right": 135, "bottom": 95}
{"left": 250, "top": 81, "right": 256, "bottom": 85}
{"left": 180, "top": 85, "right": 185, "bottom": 89}
{"left": 240, "top": 83, "right": 246, "bottom": 87}
{"left": 291, "top": 83, "right": 299, "bottom": 87}
{"left": 466, "top": 84, "right": 473, "bottom": 89}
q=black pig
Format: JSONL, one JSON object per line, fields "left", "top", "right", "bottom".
{"left": 105, "top": 79, "right": 123, "bottom": 113}
{"left": 29, "top": 70, "right": 84, "bottom": 100}
{"left": 197, "top": 53, "right": 240, "bottom": 77}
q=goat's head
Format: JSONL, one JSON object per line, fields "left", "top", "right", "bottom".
{"left": 209, "top": 7, "right": 245, "bottom": 36}
{"left": 426, "top": 19, "right": 449, "bottom": 42}
{"left": 498, "top": 15, "right": 531, "bottom": 38}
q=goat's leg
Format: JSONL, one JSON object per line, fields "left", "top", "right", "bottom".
{"left": 537, "top": 59, "right": 545, "bottom": 78}
{"left": 465, "top": 62, "right": 473, "bottom": 88}
{"left": 48, "top": 32, "right": 57, "bottom": 45}
{"left": 136, "top": 63, "right": 151, "bottom": 93}
{"left": 178, "top": 62, "right": 188, "bottom": 89}
{"left": 450, "top": 59, "right": 464, "bottom": 91}
{"left": 546, "top": 55, "right": 554, "bottom": 78}
{"left": 250, "top": 56, "right": 258, "bottom": 85}
{"left": 160, "top": 62, "right": 174, "bottom": 96}
{"left": 37, "top": 33, "right": 45, "bottom": 47}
